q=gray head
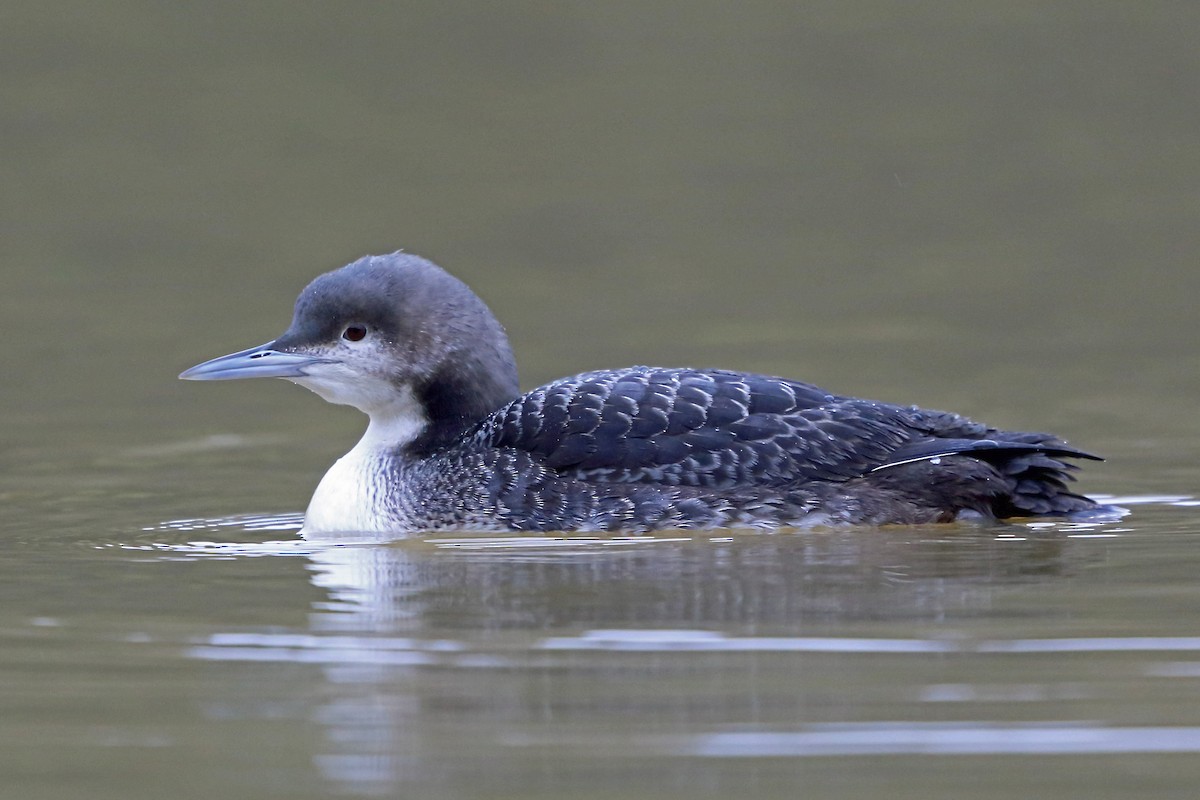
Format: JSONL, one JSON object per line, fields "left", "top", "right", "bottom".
{"left": 181, "top": 253, "right": 520, "bottom": 447}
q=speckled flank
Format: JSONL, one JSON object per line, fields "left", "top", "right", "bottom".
{"left": 384, "top": 367, "right": 1098, "bottom": 532}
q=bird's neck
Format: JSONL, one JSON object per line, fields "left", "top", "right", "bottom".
{"left": 359, "top": 386, "right": 430, "bottom": 453}
{"left": 405, "top": 356, "right": 518, "bottom": 456}
{"left": 302, "top": 392, "right": 425, "bottom": 536}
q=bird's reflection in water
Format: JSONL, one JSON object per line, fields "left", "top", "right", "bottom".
{"left": 178, "top": 519, "right": 1112, "bottom": 796}
{"left": 302, "top": 524, "right": 1097, "bottom": 636}
{"left": 289, "top": 524, "right": 1110, "bottom": 794}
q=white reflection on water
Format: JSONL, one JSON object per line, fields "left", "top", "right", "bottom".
{"left": 188, "top": 627, "right": 1200, "bottom": 667}
{"left": 130, "top": 513, "right": 313, "bottom": 557}
{"left": 149, "top": 512, "right": 305, "bottom": 533}
{"left": 426, "top": 534, "right": 695, "bottom": 549}
{"left": 539, "top": 629, "right": 1200, "bottom": 653}
{"left": 116, "top": 539, "right": 317, "bottom": 558}
{"left": 918, "top": 684, "right": 1091, "bottom": 702}
{"left": 1095, "top": 494, "right": 1194, "bottom": 505}
{"left": 671, "top": 723, "right": 1200, "bottom": 757}
{"left": 189, "top": 632, "right": 463, "bottom": 666}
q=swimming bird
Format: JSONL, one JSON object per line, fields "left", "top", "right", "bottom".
{"left": 180, "top": 252, "right": 1102, "bottom": 534}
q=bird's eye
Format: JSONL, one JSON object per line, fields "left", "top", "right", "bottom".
{"left": 342, "top": 325, "right": 368, "bottom": 342}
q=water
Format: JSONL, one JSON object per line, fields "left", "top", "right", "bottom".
{"left": 4, "top": 3, "right": 1200, "bottom": 799}
{"left": 7, "top": 503, "right": 1200, "bottom": 798}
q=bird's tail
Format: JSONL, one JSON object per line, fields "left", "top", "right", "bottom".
{"left": 875, "top": 432, "right": 1101, "bottom": 518}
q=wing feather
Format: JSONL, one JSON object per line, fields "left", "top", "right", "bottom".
{"left": 480, "top": 367, "right": 1098, "bottom": 493}
{"left": 484, "top": 368, "right": 904, "bottom": 488}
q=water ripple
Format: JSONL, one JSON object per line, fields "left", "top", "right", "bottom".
{"left": 670, "top": 722, "right": 1200, "bottom": 757}
{"left": 539, "top": 629, "right": 1200, "bottom": 654}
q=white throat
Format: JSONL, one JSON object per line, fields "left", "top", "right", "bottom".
{"left": 300, "top": 386, "right": 427, "bottom": 534}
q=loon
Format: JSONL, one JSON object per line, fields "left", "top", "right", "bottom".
{"left": 180, "top": 252, "right": 1102, "bottom": 534}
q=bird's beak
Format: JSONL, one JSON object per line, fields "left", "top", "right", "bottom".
{"left": 179, "top": 342, "right": 332, "bottom": 381}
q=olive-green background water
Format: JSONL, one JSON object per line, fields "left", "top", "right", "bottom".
{"left": 3, "top": 3, "right": 1199, "bottom": 798}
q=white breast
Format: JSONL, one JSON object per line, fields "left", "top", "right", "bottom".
{"left": 299, "top": 387, "right": 428, "bottom": 535}
{"left": 301, "top": 443, "right": 393, "bottom": 534}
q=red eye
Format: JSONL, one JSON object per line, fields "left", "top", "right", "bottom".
{"left": 342, "top": 325, "right": 367, "bottom": 342}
